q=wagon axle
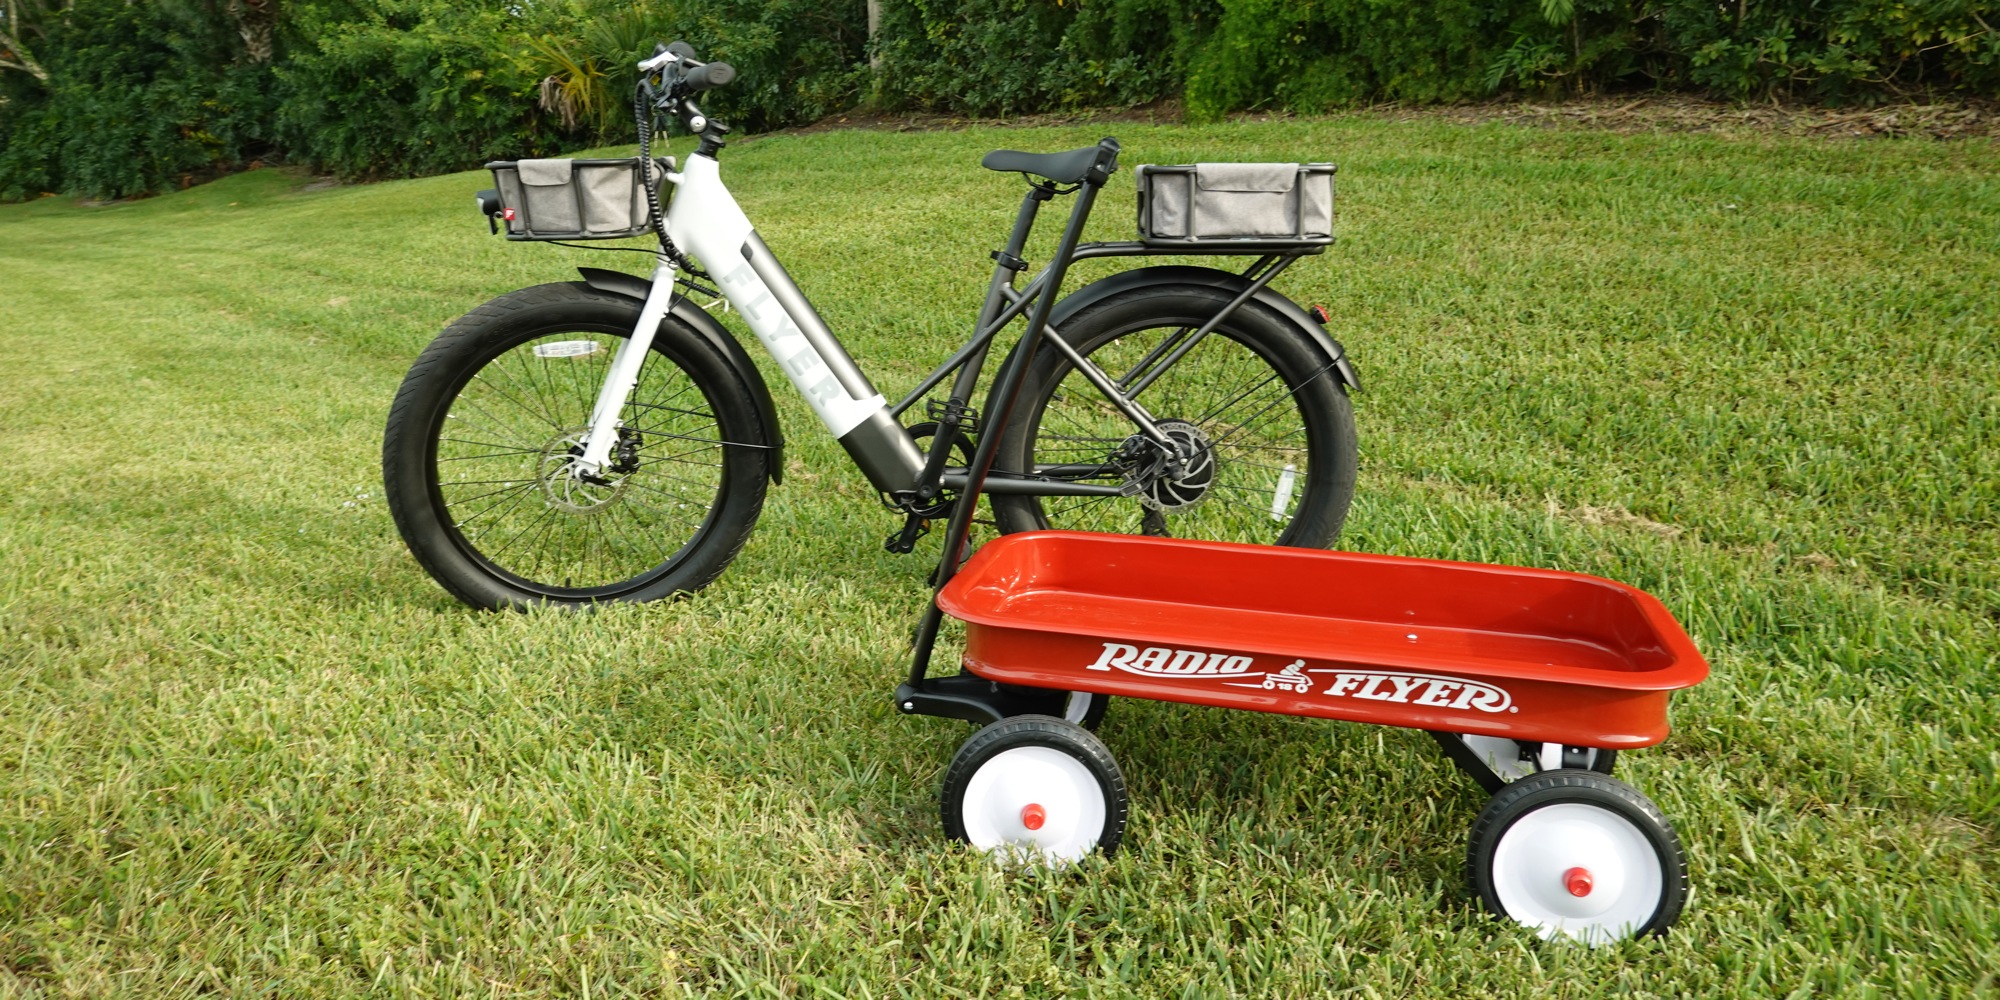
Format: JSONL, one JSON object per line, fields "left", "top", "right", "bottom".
{"left": 1563, "top": 867, "right": 1595, "bottom": 897}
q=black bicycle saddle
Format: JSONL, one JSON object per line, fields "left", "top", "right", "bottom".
{"left": 980, "top": 145, "right": 1102, "bottom": 185}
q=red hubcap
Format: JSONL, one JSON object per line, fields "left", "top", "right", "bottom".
{"left": 1562, "top": 866, "right": 1594, "bottom": 897}
{"left": 1020, "top": 803, "right": 1047, "bottom": 831}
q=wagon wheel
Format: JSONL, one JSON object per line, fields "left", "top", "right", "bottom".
{"left": 1467, "top": 770, "right": 1688, "bottom": 946}
{"left": 941, "top": 715, "right": 1127, "bottom": 863}
{"left": 1058, "top": 691, "right": 1111, "bottom": 730}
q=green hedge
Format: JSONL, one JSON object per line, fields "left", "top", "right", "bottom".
{"left": 0, "top": 0, "right": 279, "bottom": 200}
{"left": 271, "top": 0, "right": 553, "bottom": 181}
{"left": 3, "top": 0, "right": 1995, "bottom": 199}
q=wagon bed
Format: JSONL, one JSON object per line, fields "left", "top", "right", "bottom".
{"left": 937, "top": 531, "right": 1708, "bottom": 748}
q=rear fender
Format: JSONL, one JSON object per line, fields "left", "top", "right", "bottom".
{"left": 577, "top": 266, "right": 783, "bottom": 484}
{"left": 1047, "top": 265, "right": 1361, "bottom": 391}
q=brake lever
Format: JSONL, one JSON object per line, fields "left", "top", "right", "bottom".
{"left": 637, "top": 48, "right": 676, "bottom": 75}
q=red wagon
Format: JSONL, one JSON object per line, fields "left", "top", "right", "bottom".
{"left": 912, "top": 531, "right": 1709, "bottom": 945}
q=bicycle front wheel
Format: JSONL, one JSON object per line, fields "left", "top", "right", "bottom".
{"left": 383, "top": 282, "right": 772, "bottom": 610}
{"left": 991, "top": 285, "right": 1357, "bottom": 548}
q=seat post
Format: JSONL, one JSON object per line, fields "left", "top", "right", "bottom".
{"left": 947, "top": 184, "right": 1052, "bottom": 401}
{"left": 907, "top": 185, "right": 1054, "bottom": 505}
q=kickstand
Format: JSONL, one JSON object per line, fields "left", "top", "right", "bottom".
{"left": 885, "top": 514, "right": 930, "bottom": 554}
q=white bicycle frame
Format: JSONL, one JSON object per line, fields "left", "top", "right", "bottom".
{"left": 572, "top": 150, "right": 925, "bottom": 489}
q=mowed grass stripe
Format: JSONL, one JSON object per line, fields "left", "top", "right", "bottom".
{"left": 2, "top": 118, "right": 1996, "bottom": 996}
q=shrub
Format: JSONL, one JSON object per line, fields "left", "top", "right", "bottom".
{"left": 273, "top": 0, "right": 550, "bottom": 180}
{"left": 875, "top": 0, "right": 1193, "bottom": 116}
{"left": 3, "top": 0, "right": 1996, "bottom": 200}
{"left": 0, "top": 0, "right": 276, "bottom": 200}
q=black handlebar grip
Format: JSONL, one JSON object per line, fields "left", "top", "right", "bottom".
{"left": 685, "top": 61, "right": 735, "bottom": 90}
{"left": 666, "top": 40, "right": 698, "bottom": 61}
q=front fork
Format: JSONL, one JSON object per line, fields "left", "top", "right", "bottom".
{"left": 573, "top": 257, "right": 679, "bottom": 478}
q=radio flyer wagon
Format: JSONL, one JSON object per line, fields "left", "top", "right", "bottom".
{"left": 899, "top": 531, "right": 1709, "bottom": 946}
{"left": 872, "top": 148, "right": 1709, "bottom": 946}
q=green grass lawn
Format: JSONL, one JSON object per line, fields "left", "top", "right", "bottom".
{"left": 3, "top": 116, "right": 1996, "bottom": 997}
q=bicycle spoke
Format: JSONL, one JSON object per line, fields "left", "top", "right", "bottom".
{"left": 444, "top": 400, "right": 540, "bottom": 447}
{"left": 1042, "top": 494, "right": 1121, "bottom": 521}
{"left": 521, "top": 506, "right": 567, "bottom": 579}
{"left": 488, "top": 504, "right": 560, "bottom": 559}
{"left": 1027, "top": 325, "right": 1323, "bottom": 547}
{"left": 619, "top": 493, "right": 710, "bottom": 533}
{"left": 439, "top": 435, "right": 542, "bottom": 454}
{"left": 512, "top": 345, "right": 571, "bottom": 431}
{"left": 438, "top": 447, "right": 542, "bottom": 462}
{"left": 631, "top": 467, "right": 725, "bottom": 495}
{"left": 428, "top": 324, "right": 741, "bottom": 595}
{"left": 626, "top": 479, "right": 715, "bottom": 514}
{"left": 438, "top": 477, "right": 538, "bottom": 488}
{"left": 475, "top": 367, "right": 565, "bottom": 432}
{"left": 452, "top": 482, "right": 539, "bottom": 523}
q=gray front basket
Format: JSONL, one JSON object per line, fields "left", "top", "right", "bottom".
{"left": 1136, "top": 162, "right": 1336, "bottom": 245}
{"left": 487, "top": 157, "right": 673, "bottom": 241}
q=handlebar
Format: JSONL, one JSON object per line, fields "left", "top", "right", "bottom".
{"left": 683, "top": 61, "right": 735, "bottom": 91}
{"left": 637, "top": 41, "right": 736, "bottom": 153}
{"left": 639, "top": 41, "right": 734, "bottom": 93}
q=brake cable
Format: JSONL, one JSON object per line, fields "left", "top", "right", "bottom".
{"left": 633, "top": 82, "right": 711, "bottom": 284}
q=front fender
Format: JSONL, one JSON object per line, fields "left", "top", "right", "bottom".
{"left": 577, "top": 266, "right": 784, "bottom": 484}
{"left": 1049, "top": 265, "right": 1361, "bottom": 391}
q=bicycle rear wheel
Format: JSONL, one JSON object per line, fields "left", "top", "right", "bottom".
{"left": 383, "top": 282, "right": 771, "bottom": 609}
{"left": 991, "top": 285, "right": 1357, "bottom": 547}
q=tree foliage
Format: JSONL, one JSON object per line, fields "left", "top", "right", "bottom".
{"left": 2, "top": 0, "right": 1996, "bottom": 199}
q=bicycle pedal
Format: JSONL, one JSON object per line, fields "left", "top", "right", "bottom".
{"left": 925, "top": 398, "right": 980, "bottom": 433}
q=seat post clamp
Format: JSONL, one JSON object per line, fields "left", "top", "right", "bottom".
{"left": 989, "top": 250, "right": 1027, "bottom": 272}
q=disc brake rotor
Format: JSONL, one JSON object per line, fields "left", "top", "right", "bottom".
{"left": 1124, "top": 420, "right": 1217, "bottom": 512}
{"left": 537, "top": 427, "right": 627, "bottom": 513}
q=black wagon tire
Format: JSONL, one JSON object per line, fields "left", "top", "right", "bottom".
{"left": 941, "top": 715, "right": 1128, "bottom": 862}
{"left": 383, "top": 282, "right": 771, "bottom": 610}
{"left": 1467, "top": 770, "right": 1689, "bottom": 945}
{"left": 991, "top": 285, "right": 1358, "bottom": 549}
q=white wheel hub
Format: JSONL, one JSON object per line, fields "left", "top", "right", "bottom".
{"left": 959, "top": 746, "right": 1106, "bottom": 864}
{"left": 1491, "top": 802, "right": 1664, "bottom": 945}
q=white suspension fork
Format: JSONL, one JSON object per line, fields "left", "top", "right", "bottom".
{"left": 573, "top": 257, "right": 679, "bottom": 478}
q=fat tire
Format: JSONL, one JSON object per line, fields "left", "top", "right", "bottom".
{"left": 941, "top": 714, "right": 1129, "bottom": 858}
{"left": 1466, "top": 769, "right": 1689, "bottom": 942}
{"left": 991, "top": 285, "right": 1358, "bottom": 548}
{"left": 383, "top": 282, "right": 770, "bottom": 610}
